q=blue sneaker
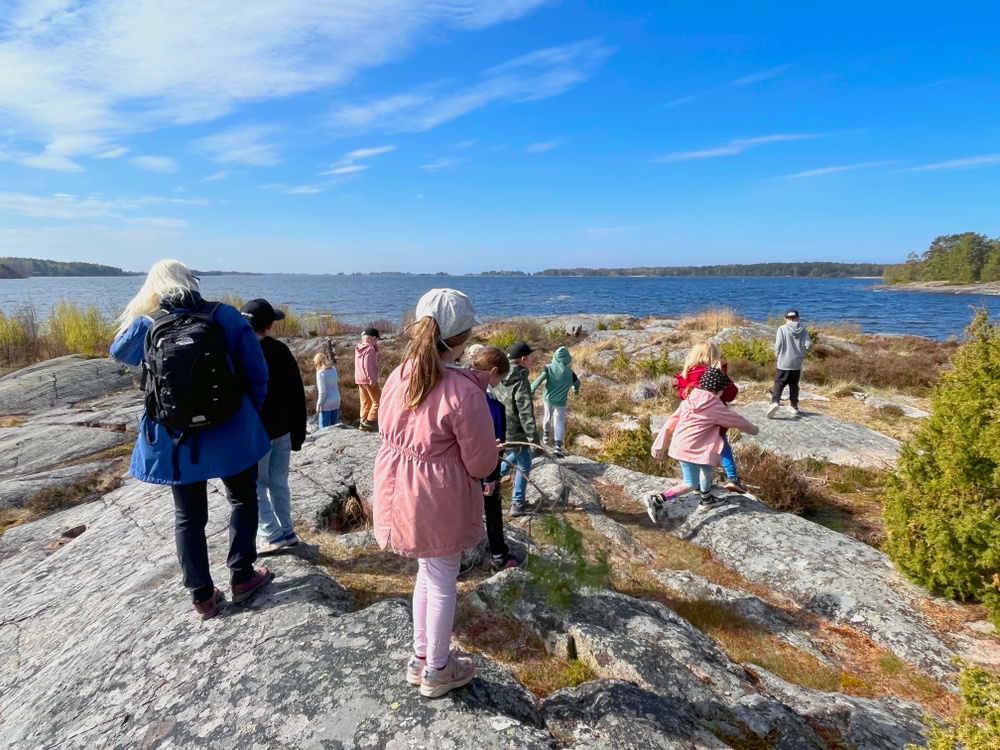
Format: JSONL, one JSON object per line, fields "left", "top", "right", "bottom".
{"left": 282, "top": 532, "right": 299, "bottom": 547}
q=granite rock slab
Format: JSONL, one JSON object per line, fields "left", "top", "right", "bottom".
{"left": 0, "top": 355, "right": 135, "bottom": 416}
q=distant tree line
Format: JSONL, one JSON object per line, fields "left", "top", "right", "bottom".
{"left": 0, "top": 257, "right": 136, "bottom": 277}
{"left": 534, "top": 262, "right": 884, "bottom": 278}
{"left": 883, "top": 233, "right": 1000, "bottom": 285}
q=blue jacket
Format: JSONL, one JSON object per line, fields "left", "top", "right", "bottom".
{"left": 110, "top": 293, "right": 272, "bottom": 485}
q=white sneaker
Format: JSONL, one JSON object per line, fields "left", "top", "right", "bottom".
{"left": 642, "top": 493, "right": 662, "bottom": 523}
{"left": 257, "top": 536, "right": 291, "bottom": 555}
{"left": 420, "top": 651, "right": 476, "bottom": 698}
{"left": 790, "top": 406, "right": 800, "bottom": 416}
{"left": 765, "top": 403, "right": 779, "bottom": 419}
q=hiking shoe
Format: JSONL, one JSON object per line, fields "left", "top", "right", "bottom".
{"left": 358, "top": 420, "right": 375, "bottom": 432}
{"left": 642, "top": 493, "right": 663, "bottom": 523}
{"left": 553, "top": 444, "right": 565, "bottom": 458}
{"left": 232, "top": 566, "right": 274, "bottom": 603}
{"left": 420, "top": 651, "right": 476, "bottom": 698}
{"left": 490, "top": 550, "right": 526, "bottom": 572}
{"left": 282, "top": 532, "right": 299, "bottom": 547}
{"left": 699, "top": 492, "right": 724, "bottom": 508}
{"left": 509, "top": 502, "right": 536, "bottom": 517}
{"left": 458, "top": 557, "right": 477, "bottom": 576}
{"left": 790, "top": 406, "right": 800, "bottom": 416}
{"left": 193, "top": 587, "right": 224, "bottom": 621}
{"left": 765, "top": 403, "right": 779, "bottom": 419}
{"left": 722, "top": 477, "right": 746, "bottom": 494}
{"left": 407, "top": 655, "right": 427, "bottom": 686}
{"left": 257, "top": 536, "right": 291, "bottom": 555}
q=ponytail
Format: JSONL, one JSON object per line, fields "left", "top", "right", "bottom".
{"left": 403, "top": 317, "right": 474, "bottom": 408}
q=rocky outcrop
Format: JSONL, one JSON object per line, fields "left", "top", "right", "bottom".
{"left": 0, "top": 355, "right": 135, "bottom": 416}
{"left": 852, "top": 392, "right": 930, "bottom": 419}
{"left": 734, "top": 402, "right": 901, "bottom": 468}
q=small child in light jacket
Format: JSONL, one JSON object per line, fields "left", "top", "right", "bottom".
{"left": 644, "top": 367, "right": 759, "bottom": 521}
{"left": 314, "top": 350, "right": 341, "bottom": 428}
{"left": 531, "top": 345, "right": 580, "bottom": 457}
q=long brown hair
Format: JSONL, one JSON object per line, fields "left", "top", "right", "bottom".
{"left": 403, "top": 317, "right": 472, "bottom": 408}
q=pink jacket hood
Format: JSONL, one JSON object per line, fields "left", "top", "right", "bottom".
{"left": 373, "top": 362, "right": 498, "bottom": 558}
{"left": 355, "top": 341, "right": 379, "bottom": 385}
{"left": 652, "top": 387, "right": 759, "bottom": 466}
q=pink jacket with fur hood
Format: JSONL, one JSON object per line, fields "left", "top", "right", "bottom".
{"left": 652, "top": 388, "right": 759, "bottom": 465}
{"left": 374, "top": 363, "right": 499, "bottom": 558}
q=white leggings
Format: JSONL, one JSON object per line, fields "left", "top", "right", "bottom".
{"left": 542, "top": 403, "right": 567, "bottom": 443}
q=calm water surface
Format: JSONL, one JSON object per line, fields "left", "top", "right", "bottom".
{"left": 0, "top": 275, "right": 992, "bottom": 340}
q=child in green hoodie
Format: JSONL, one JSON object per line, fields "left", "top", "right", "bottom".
{"left": 531, "top": 346, "right": 581, "bottom": 457}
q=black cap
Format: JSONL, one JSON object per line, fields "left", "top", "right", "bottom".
{"left": 508, "top": 341, "right": 534, "bottom": 359}
{"left": 785, "top": 309, "right": 800, "bottom": 319}
{"left": 363, "top": 327, "right": 380, "bottom": 339}
{"left": 698, "top": 367, "right": 730, "bottom": 393}
{"left": 240, "top": 299, "right": 285, "bottom": 330}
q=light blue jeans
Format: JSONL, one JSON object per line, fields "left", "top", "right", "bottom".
{"left": 318, "top": 409, "right": 339, "bottom": 428}
{"left": 720, "top": 435, "right": 738, "bottom": 479}
{"left": 679, "top": 460, "right": 714, "bottom": 494}
{"left": 503, "top": 446, "right": 533, "bottom": 506}
{"left": 257, "top": 433, "right": 293, "bottom": 542}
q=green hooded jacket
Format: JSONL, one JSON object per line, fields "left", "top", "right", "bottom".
{"left": 495, "top": 360, "right": 538, "bottom": 444}
{"left": 531, "top": 346, "right": 581, "bottom": 407}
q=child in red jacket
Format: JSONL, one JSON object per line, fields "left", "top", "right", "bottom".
{"left": 672, "top": 340, "right": 745, "bottom": 493}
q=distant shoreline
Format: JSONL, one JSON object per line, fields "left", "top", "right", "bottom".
{"left": 880, "top": 280, "right": 1000, "bottom": 296}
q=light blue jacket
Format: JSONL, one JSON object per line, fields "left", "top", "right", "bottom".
{"left": 110, "top": 293, "right": 272, "bottom": 485}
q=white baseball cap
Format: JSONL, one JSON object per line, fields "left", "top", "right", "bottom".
{"left": 415, "top": 288, "right": 481, "bottom": 340}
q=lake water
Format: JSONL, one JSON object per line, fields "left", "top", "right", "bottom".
{"left": 0, "top": 274, "right": 992, "bottom": 340}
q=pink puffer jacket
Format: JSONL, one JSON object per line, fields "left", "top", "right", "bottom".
{"left": 652, "top": 388, "right": 759, "bottom": 465}
{"left": 373, "top": 363, "right": 498, "bottom": 558}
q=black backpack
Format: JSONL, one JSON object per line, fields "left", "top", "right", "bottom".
{"left": 142, "top": 302, "right": 242, "bottom": 433}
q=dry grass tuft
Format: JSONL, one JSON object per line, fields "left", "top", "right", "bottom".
{"left": 806, "top": 336, "right": 957, "bottom": 395}
{"left": 734, "top": 442, "right": 821, "bottom": 515}
{"left": 679, "top": 307, "right": 751, "bottom": 335}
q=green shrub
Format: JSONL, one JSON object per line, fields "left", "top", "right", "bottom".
{"left": 596, "top": 321, "right": 608, "bottom": 331}
{"left": 720, "top": 336, "right": 774, "bottom": 367}
{"left": 527, "top": 515, "right": 610, "bottom": 610}
{"left": 488, "top": 328, "right": 518, "bottom": 352}
{"left": 600, "top": 416, "right": 673, "bottom": 475}
{"left": 46, "top": 298, "right": 115, "bottom": 356}
{"left": 883, "top": 309, "right": 1000, "bottom": 625}
{"left": 907, "top": 663, "right": 1000, "bottom": 750}
{"left": 636, "top": 351, "right": 678, "bottom": 378}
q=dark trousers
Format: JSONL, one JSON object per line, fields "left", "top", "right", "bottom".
{"left": 172, "top": 463, "right": 259, "bottom": 601}
{"left": 772, "top": 369, "right": 802, "bottom": 408}
{"left": 483, "top": 484, "right": 508, "bottom": 558}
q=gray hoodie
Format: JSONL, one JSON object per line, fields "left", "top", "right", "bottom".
{"left": 774, "top": 320, "right": 813, "bottom": 370}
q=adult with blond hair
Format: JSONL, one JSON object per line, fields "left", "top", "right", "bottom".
{"left": 373, "top": 288, "right": 497, "bottom": 698}
{"left": 110, "top": 259, "right": 274, "bottom": 620}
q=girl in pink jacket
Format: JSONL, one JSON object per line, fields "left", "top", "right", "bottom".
{"left": 373, "top": 288, "right": 497, "bottom": 699}
{"left": 644, "top": 367, "right": 759, "bottom": 520}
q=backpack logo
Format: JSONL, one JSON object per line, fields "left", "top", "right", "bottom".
{"left": 142, "top": 302, "right": 241, "bottom": 433}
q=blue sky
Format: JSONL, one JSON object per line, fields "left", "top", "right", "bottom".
{"left": 0, "top": 1, "right": 997, "bottom": 274}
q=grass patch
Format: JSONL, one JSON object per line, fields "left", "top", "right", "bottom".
{"left": 599, "top": 416, "right": 673, "bottom": 476}
{"left": 734, "top": 443, "right": 821, "bottom": 515}
{"left": 720, "top": 337, "right": 774, "bottom": 367}
{"left": 679, "top": 307, "right": 751, "bottom": 335}
{"left": 475, "top": 318, "right": 547, "bottom": 352}
{"left": 806, "top": 336, "right": 957, "bottom": 395}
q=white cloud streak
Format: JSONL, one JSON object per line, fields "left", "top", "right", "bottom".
{"left": 784, "top": 160, "right": 897, "bottom": 178}
{"left": 526, "top": 138, "right": 564, "bottom": 153}
{"left": 131, "top": 155, "right": 179, "bottom": 173}
{"left": 0, "top": 0, "right": 551, "bottom": 170}
{"left": 909, "top": 154, "right": 1000, "bottom": 171}
{"left": 194, "top": 126, "right": 282, "bottom": 166}
{"left": 329, "top": 39, "right": 613, "bottom": 134}
{"left": 664, "top": 64, "right": 791, "bottom": 108}
{"left": 655, "top": 134, "right": 821, "bottom": 163}
{"left": 420, "top": 158, "right": 466, "bottom": 171}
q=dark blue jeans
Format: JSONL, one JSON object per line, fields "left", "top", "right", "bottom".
{"left": 172, "top": 463, "right": 259, "bottom": 601}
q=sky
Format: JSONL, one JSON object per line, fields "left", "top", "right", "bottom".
{"left": 0, "top": 0, "right": 998, "bottom": 274}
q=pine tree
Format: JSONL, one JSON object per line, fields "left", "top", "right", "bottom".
{"left": 883, "top": 310, "right": 1000, "bottom": 624}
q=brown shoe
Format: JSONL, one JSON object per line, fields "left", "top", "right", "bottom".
{"left": 193, "top": 587, "right": 224, "bottom": 620}
{"left": 231, "top": 566, "right": 274, "bottom": 603}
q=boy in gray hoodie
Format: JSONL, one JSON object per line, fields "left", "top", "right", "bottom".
{"left": 767, "top": 309, "right": 813, "bottom": 418}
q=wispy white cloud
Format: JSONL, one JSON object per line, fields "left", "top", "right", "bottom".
{"left": 908, "top": 154, "right": 1000, "bottom": 171}
{"left": 194, "top": 126, "right": 282, "bottom": 166}
{"left": 126, "top": 217, "right": 188, "bottom": 230}
{"left": 732, "top": 65, "right": 791, "bottom": 87}
{"left": 326, "top": 165, "right": 368, "bottom": 175}
{"left": 0, "top": 190, "right": 205, "bottom": 220}
{"left": 526, "top": 138, "right": 564, "bottom": 153}
{"left": 20, "top": 134, "right": 111, "bottom": 171}
{"left": 420, "top": 157, "right": 466, "bottom": 172}
{"left": 453, "top": 140, "right": 478, "bottom": 149}
{"left": 0, "top": 0, "right": 551, "bottom": 170}
{"left": 784, "top": 160, "right": 898, "bottom": 178}
{"left": 202, "top": 171, "right": 231, "bottom": 182}
{"left": 320, "top": 144, "right": 395, "bottom": 176}
{"left": 131, "top": 155, "right": 178, "bottom": 173}
{"left": 329, "top": 39, "right": 613, "bottom": 134}
{"left": 663, "top": 64, "right": 791, "bottom": 108}
{"left": 655, "top": 133, "right": 821, "bottom": 163}
{"left": 94, "top": 146, "right": 128, "bottom": 159}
